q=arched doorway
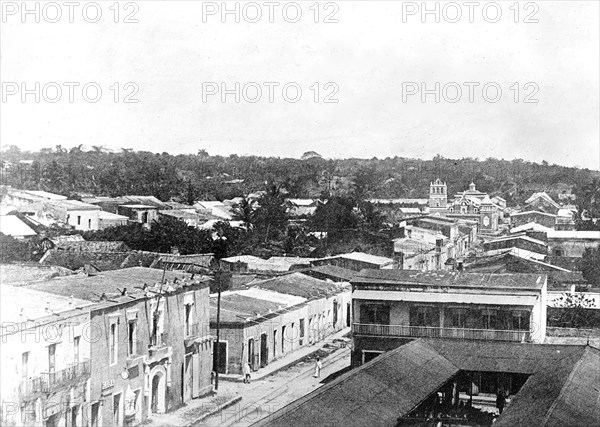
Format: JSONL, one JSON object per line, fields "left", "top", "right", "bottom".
{"left": 149, "top": 368, "right": 166, "bottom": 414}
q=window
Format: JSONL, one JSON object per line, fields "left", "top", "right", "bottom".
{"left": 91, "top": 402, "right": 100, "bottom": 427}
{"left": 88, "top": 219, "right": 92, "bottom": 229}
{"left": 481, "top": 309, "right": 498, "bottom": 330}
{"left": 77, "top": 215, "right": 81, "bottom": 225}
{"left": 74, "top": 336, "right": 80, "bottom": 363}
{"left": 447, "top": 308, "right": 466, "bottom": 328}
{"left": 410, "top": 306, "right": 440, "bottom": 327}
{"left": 22, "top": 352, "right": 29, "bottom": 380}
{"left": 299, "top": 319, "right": 305, "bottom": 346}
{"left": 185, "top": 303, "right": 193, "bottom": 336}
{"left": 128, "top": 320, "right": 137, "bottom": 356}
{"left": 110, "top": 323, "right": 118, "bottom": 365}
{"left": 360, "top": 304, "right": 390, "bottom": 325}
{"left": 333, "top": 301, "right": 338, "bottom": 326}
{"left": 48, "top": 344, "right": 56, "bottom": 373}
{"left": 113, "top": 393, "right": 122, "bottom": 426}
{"left": 512, "top": 311, "right": 530, "bottom": 331}
{"left": 460, "top": 206, "right": 467, "bottom": 214}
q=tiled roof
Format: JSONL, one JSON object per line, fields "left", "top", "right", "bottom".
{"left": 210, "top": 294, "right": 286, "bottom": 323}
{"left": 253, "top": 272, "right": 346, "bottom": 299}
{"left": 352, "top": 270, "right": 546, "bottom": 290}
{"left": 255, "top": 339, "right": 459, "bottom": 427}
{"left": 257, "top": 339, "right": 600, "bottom": 427}
{"left": 304, "top": 265, "right": 357, "bottom": 282}
{"left": 525, "top": 192, "right": 560, "bottom": 209}
{"left": 151, "top": 253, "right": 216, "bottom": 270}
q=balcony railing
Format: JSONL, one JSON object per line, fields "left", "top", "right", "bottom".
{"left": 149, "top": 332, "right": 168, "bottom": 348}
{"left": 20, "top": 359, "right": 91, "bottom": 398}
{"left": 148, "top": 332, "right": 170, "bottom": 360}
{"left": 353, "top": 323, "right": 530, "bottom": 342}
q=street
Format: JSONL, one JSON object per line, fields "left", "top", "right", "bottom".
{"left": 197, "top": 347, "right": 351, "bottom": 426}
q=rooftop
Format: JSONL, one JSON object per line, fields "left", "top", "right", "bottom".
{"left": 511, "top": 210, "right": 557, "bottom": 218}
{"left": 48, "top": 199, "right": 100, "bottom": 211}
{"left": 252, "top": 272, "right": 347, "bottom": 299}
{"left": 368, "top": 198, "right": 429, "bottom": 205}
{"left": 119, "top": 204, "right": 157, "bottom": 209}
{"left": 210, "top": 288, "right": 306, "bottom": 323}
{"left": 485, "top": 234, "right": 546, "bottom": 246}
{"left": 98, "top": 211, "right": 129, "bottom": 220}
{"left": 525, "top": 192, "right": 561, "bottom": 209}
{"left": 315, "top": 252, "right": 395, "bottom": 266}
{"left": 257, "top": 339, "right": 599, "bottom": 427}
{"left": 151, "top": 253, "right": 216, "bottom": 271}
{"left": 22, "top": 267, "right": 193, "bottom": 301}
{"left": 0, "top": 215, "right": 37, "bottom": 236}
{"left": 22, "top": 190, "right": 67, "bottom": 200}
{"left": 82, "top": 195, "right": 166, "bottom": 208}
{"left": 1, "top": 285, "right": 93, "bottom": 327}
{"left": 546, "top": 230, "right": 600, "bottom": 239}
{"left": 288, "top": 199, "right": 318, "bottom": 206}
{"left": 510, "top": 222, "right": 554, "bottom": 234}
{"left": 352, "top": 270, "right": 546, "bottom": 290}
{"left": 0, "top": 264, "right": 75, "bottom": 286}
{"left": 304, "top": 265, "right": 358, "bottom": 282}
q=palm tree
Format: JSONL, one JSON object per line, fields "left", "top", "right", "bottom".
{"left": 232, "top": 198, "right": 255, "bottom": 231}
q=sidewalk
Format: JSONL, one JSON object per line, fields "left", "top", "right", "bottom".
{"left": 219, "top": 327, "right": 351, "bottom": 383}
{"left": 146, "top": 327, "right": 351, "bottom": 426}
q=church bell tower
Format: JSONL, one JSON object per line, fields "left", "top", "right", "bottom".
{"left": 429, "top": 179, "right": 448, "bottom": 209}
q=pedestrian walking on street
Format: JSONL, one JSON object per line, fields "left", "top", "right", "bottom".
{"left": 314, "top": 357, "right": 322, "bottom": 378}
{"left": 243, "top": 362, "right": 252, "bottom": 384}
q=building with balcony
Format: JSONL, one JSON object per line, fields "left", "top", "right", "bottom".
{"left": 17, "top": 267, "right": 213, "bottom": 426}
{"left": 350, "top": 270, "right": 547, "bottom": 367}
{"left": 1, "top": 284, "right": 94, "bottom": 427}
{"left": 393, "top": 217, "right": 475, "bottom": 271}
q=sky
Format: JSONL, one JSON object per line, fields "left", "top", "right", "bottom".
{"left": 1, "top": 0, "right": 599, "bottom": 169}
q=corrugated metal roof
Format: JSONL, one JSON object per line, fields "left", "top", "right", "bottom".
{"left": 259, "top": 339, "right": 599, "bottom": 427}
{"left": 353, "top": 270, "right": 546, "bottom": 290}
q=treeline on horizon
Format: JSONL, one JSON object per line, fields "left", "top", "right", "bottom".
{"left": 1, "top": 145, "right": 598, "bottom": 206}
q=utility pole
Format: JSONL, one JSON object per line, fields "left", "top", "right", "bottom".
{"left": 214, "top": 268, "right": 222, "bottom": 391}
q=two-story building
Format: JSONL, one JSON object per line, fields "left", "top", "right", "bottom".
{"left": 1, "top": 285, "right": 93, "bottom": 427}
{"left": 350, "top": 270, "right": 547, "bottom": 367}
{"left": 18, "top": 267, "right": 213, "bottom": 426}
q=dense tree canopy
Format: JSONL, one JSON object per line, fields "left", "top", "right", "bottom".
{"left": 2, "top": 146, "right": 598, "bottom": 205}
{"left": 580, "top": 246, "right": 600, "bottom": 286}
